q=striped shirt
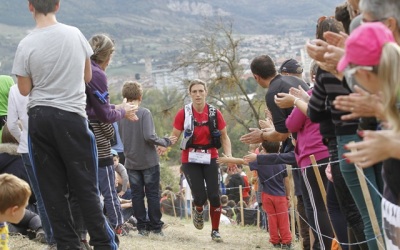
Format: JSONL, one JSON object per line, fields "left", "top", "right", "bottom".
{"left": 308, "top": 67, "right": 359, "bottom": 136}
{"left": 90, "top": 121, "right": 114, "bottom": 167}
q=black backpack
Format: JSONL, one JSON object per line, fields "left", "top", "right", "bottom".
{"left": 185, "top": 104, "right": 221, "bottom": 149}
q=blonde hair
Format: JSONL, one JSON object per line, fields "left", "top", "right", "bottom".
{"left": 378, "top": 42, "right": 400, "bottom": 132}
{"left": 0, "top": 174, "right": 31, "bottom": 213}
{"left": 89, "top": 34, "right": 115, "bottom": 65}
{"left": 122, "top": 81, "right": 143, "bottom": 101}
{"left": 1, "top": 123, "right": 18, "bottom": 144}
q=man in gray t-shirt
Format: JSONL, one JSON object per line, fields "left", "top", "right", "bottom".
{"left": 11, "top": 1, "right": 117, "bottom": 249}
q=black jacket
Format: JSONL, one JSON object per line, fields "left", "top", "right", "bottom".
{"left": 226, "top": 173, "right": 244, "bottom": 203}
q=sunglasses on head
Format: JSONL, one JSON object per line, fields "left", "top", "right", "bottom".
{"left": 317, "top": 16, "right": 335, "bottom": 25}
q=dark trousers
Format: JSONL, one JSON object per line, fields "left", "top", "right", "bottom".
{"left": 21, "top": 153, "right": 55, "bottom": 245}
{"left": 98, "top": 165, "right": 123, "bottom": 228}
{"left": 28, "top": 106, "right": 117, "bottom": 250}
{"left": 128, "top": 165, "right": 163, "bottom": 232}
{"left": 297, "top": 195, "right": 310, "bottom": 250}
{"left": 182, "top": 159, "right": 221, "bottom": 208}
{"left": 327, "top": 180, "right": 349, "bottom": 250}
{"left": 301, "top": 157, "right": 333, "bottom": 250}
{"left": 327, "top": 139, "right": 368, "bottom": 250}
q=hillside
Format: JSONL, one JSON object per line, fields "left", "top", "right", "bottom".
{"left": 0, "top": 0, "right": 343, "bottom": 74}
{"left": 1, "top": 0, "right": 343, "bottom": 34}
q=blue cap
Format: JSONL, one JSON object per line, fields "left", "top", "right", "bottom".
{"left": 111, "top": 149, "right": 118, "bottom": 156}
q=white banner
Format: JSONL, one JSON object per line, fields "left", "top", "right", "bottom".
{"left": 382, "top": 197, "right": 400, "bottom": 250}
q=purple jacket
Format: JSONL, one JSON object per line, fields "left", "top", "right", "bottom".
{"left": 86, "top": 61, "right": 125, "bottom": 122}
{"left": 285, "top": 93, "right": 329, "bottom": 168}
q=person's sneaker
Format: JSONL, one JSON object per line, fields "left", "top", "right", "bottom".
{"left": 115, "top": 225, "right": 123, "bottom": 235}
{"left": 121, "top": 222, "right": 135, "bottom": 234}
{"left": 281, "top": 243, "right": 292, "bottom": 249}
{"left": 192, "top": 206, "right": 204, "bottom": 230}
{"left": 138, "top": 230, "right": 150, "bottom": 237}
{"left": 152, "top": 230, "right": 165, "bottom": 236}
{"left": 127, "top": 216, "right": 137, "bottom": 227}
{"left": 211, "top": 230, "right": 223, "bottom": 243}
{"left": 80, "top": 240, "right": 92, "bottom": 250}
{"left": 272, "top": 243, "right": 281, "bottom": 248}
{"left": 34, "top": 228, "right": 47, "bottom": 243}
{"left": 43, "top": 244, "right": 57, "bottom": 250}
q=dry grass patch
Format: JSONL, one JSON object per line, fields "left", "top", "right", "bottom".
{"left": 9, "top": 214, "right": 301, "bottom": 249}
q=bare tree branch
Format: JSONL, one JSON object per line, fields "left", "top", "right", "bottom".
{"left": 174, "top": 18, "right": 262, "bottom": 129}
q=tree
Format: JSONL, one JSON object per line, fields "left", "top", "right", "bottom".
{"left": 174, "top": 18, "right": 264, "bottom": 130}
{"left": 141, "top": 86, "right": 186, "bottom": 163}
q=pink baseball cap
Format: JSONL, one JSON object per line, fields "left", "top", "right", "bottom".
{"left": 337, "top": 22, "right": 395, "bottom": 72}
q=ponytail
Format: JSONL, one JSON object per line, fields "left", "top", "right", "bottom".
{"left": 378, "top": 42, "right": 400, "bottom": 132}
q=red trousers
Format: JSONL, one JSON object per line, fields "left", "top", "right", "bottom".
{"left": 262, "top": 192, "right": 292, "bottom": 245}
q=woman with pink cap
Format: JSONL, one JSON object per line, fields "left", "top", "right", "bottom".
{"left": 338, "top": 22, "right": 400, "bottom": 249}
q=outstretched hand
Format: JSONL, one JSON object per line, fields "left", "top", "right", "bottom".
{"left": 240, "top": 128, "right": 264, "bottom": 144}
{"left": 333, "top": 86, "right": 384, "bottom": 120}
{"left": 259, "top": 119, "right": 274, "bottom": 129}
{"left": 243, "top": 152, "right": 257, "bottom": 164}
{"left": 121, "top": 98, "right": 139, "bottom": 121}
{"left": 264, "top": 108, "right": 273, "bottom": 120}
{"left": 323, "top": 31, "right": 348, "bottom": 48}
{"left": 217, "top": 153, "right": 233, "bottom": 164}
{"left": 274, "top": 92, "right": 296, "bottom": 109}
{"left": 289, "top": 85, "right": 309, "bottom": 103}
{"left": 306, "top": 39, "right": 329, "bottom": 62}
{"left": 324, "top": 45, "right": 344, "bottom": 68}
{"left": 168, "top": 135, "right": 178, "bottom": 145}
{"left": 157, "top": 146, "right": 168, "bottom": 156}
{"left": 343, "top": 130, "right": 400, "bottom": 168}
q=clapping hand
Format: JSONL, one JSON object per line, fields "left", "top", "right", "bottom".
{"left": 168, "top": 135, "right": 178, "bottom": 145}
{"left": 333, "top": 86, "right": 384, "bottom": 120}
{"left": 121, "top": 98, "right": 139, "bottom": 121}
{"left": 289, "top": 85, "right": 309, "bottom": 103}
{"left": 274, "top": 93, "right": 295, "bottom": 109}
{"left": 157, "top": 146, "right": 168, "bottom": 155}
{"left": 243, "top": 152, "right": 257, "bottom": 164}
{"left": 306, "top": 39, "right": 329, "bottom": 62}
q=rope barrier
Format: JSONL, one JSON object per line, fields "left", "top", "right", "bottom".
{"left": 224, "top": 158, "right": 347, "bottom": 191}
{"left": 156, "top": 154, "right": 393, "bottom": 248}
{"left": 159, "top": 200, "right": 388, "bottom": 247}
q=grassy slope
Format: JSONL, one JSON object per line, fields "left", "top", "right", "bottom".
{"left": 9, "top": 214, "right": 302, "bottom": 249}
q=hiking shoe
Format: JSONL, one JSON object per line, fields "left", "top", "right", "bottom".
{"left": 192, "top": 207, "right": 204, "bottom": 230}
{"left": 211, "top": 230, "right": 223, "bottom": 242}
{"left": 281, "top": 243, "right": 292, "bottom": 249}
{"left": 272, "top": 243, "right": 281, "bottom": 248}
{"left": 138, "top": 230, "right": 150, "bottom": 237}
